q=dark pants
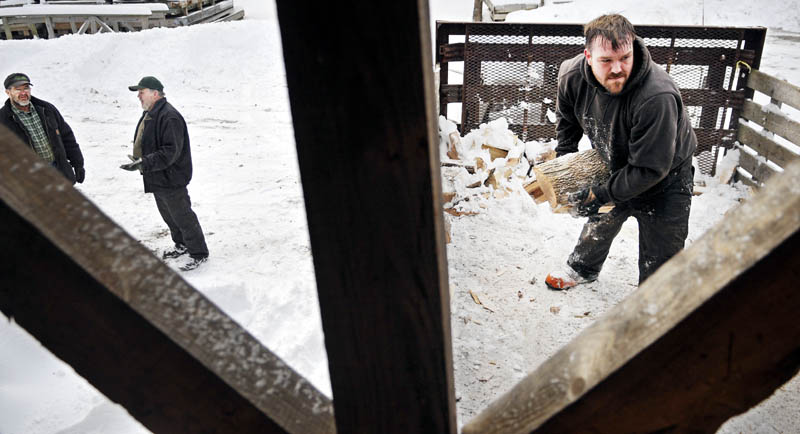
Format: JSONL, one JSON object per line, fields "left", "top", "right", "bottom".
{"left": 154, "top": 187, "right": 209, "bottom": 258}
{"left": 568, "top": 165, "right": 693, "bottom": 285}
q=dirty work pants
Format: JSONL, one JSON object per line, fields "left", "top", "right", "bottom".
{"left": 154, "top": 187, "right": 209, "bottom": 258}
{"left": 567, "top": 165, "right": 693, "bottom": 285}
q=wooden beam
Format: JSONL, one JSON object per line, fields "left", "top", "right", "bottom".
{"left": 738, "top": 121, "right": 800, "bottom": 169}
{"left": 463, "top": 159, "right": 800, "bottom": 434}
{"left": 736, "top": 144, "right": 779, "bottom": 185}
{"left": 0, "top": 126, "right": 336, "bottom": 434}
{"left": 742, "top": 99, "right": 800, "bottom": 147}
{"left": 746, "top": 67, "right": 800, "bottom": 112}
{"left": 473, "top": 0, "right": 482, "bottom": 21}
{"left": 274, "top": 0, "right": 456, "bottom": 433}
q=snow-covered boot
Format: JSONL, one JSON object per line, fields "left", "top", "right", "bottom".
{"left": 545, "top": 265, "right": 597, "bottom": 290}
{"left": 162, "top": 243, "right": 188, "bottom": 259}
{"left": 180, "top": 255, "right": 208, "bottom": 272}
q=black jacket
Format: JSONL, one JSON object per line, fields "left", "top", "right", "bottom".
{"left": 555, "top": 37, "right": 697, "bottom": 203}
{"left": 1, "top": 96, "right": 84, "bottom": 184}
{"left": 135, "top": 97, "right": 193, "bottom": 193}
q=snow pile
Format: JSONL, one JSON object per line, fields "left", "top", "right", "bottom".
{"left": 1, "top": 1, "right": 798, "bottom": 433}
{"left": 439, "top": 117, "right": 556, "bottom": 215}
{"left": 506, "top": 0, "right": 800, "bottom": 33}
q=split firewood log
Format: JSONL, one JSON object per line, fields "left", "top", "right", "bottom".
{"left": 533, "top": 149, "right": 610, "bottom": 208}
{"left": 524, "top": 180, "right": 547, "bottom": 204}
{"left": 482, "top": 144, "right": 509, "bottom": 160}
{"left": 447, "top": 131, "right": 461, "bottom": 160}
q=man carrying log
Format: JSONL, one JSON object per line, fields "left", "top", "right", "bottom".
{"left": 544, "top": 14, "right": 697, "bottom": 290}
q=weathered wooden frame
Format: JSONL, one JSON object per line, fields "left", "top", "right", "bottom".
{"left": 1, "top": 0, "right": 456, "bottom": 432}
{"left": 273, "top": 0, "right": 457, "bottom": 431}
{"left": 463, "top": 160, "right": 800, "bottom": 433}
{"left": 735, "top": 69, "right": 800, "bottom": 187}
{"left": 0, "top": 127, "right": 336, "bottom": 433}
{"left": 3, "top": 2, "right": 800, "bottom": 433}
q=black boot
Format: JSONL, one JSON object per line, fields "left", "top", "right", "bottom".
{"left": 162, "top": 243, "right": 188, "bottom": 260}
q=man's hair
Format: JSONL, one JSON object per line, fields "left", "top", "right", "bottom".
{"left": 584, "top": 14, "right": 636, "bottom": 51}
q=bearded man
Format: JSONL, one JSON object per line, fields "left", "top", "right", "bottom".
{"left": 1, "top": 73, "right": 85, "bottom": 184}
{"left": 545, "top": 14, "right": 697, "bottom": 289}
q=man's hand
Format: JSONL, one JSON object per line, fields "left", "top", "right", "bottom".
{"left": 120, "top": 158, "right": 143, "bottom": 171}
{"left": 74, "top": 167, "right": 85, "bottom": 183}
{"left": 567, "top": 186, "right": 610, "bottom": 217}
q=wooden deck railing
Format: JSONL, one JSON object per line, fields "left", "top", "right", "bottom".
{"left": 735, "top": 69, "right": 800, "bottom": 187}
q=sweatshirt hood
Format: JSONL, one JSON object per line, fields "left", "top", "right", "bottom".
{"left": 581, "top": 36, "right": 652, "bottom": 97}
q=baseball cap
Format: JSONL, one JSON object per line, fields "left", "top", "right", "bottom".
{"left": 4, "top": 73, "right": 32, "bottom": 89}
{"left": 128, "top": 76, "right": 164, "bottom": 92}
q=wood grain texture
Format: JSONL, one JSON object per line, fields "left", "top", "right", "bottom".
{"left": 532, "top": 149, "right": 609, "bottom": 208}
{"left": 274, "top": 0, "right": 456, "bottom": 433}
{"left": 737, "top": 145, "right": 779, "bottom": 184}
{"left": 0, "top": 126, "right": 335, "bottom": 434}
{"left": 463, "top": 159, "right": 800, "bottom": 434}
{"left": 747, "top": 69, "right": 800, "bottom": 112}
{"left": 742, "top": 99, "right": 800, "bottom": 147}
{"left": 737, "top": 121, "right": 800, "bottom": 169}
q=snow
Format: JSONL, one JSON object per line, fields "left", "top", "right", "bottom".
{"left": 1, "top": 0, "right": 799, "bottom": 433}
{"left": 0, "top": 5, "right": 157, "bottom": 17}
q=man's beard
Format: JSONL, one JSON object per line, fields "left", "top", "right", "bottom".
{"left": 13, "top": 97, "right": 30, "bottom": 107}
{"left": 604, "top": 73, "right": 627, "bottom": 94}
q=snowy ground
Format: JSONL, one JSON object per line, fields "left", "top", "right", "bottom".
{"left": 1, "top": 0, "right": 798, "bottom": 433}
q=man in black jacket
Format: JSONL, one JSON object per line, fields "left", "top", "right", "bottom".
{"left": 545, "top": 14, "right": 696, "bottom": 290}
{"left": 121, "top": 76, "right": 209, "bottom": 271}
{"left": 1, "top": 73, "right": 85, "bottom": 184}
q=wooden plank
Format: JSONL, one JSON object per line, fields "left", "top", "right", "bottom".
{"left": 463, "top": 159, "right": 800, "bottom": 434}
{"left": 0, "top": 126, "right": 336, "bottom": 434}
{"left": 737, "top": 145, "right": 779, "bottom": 184}
{"left": 3, "top": 18, "right": 12, "bottom": 39}
{"left": 734, "top": 166, "right": 759, "bottom": 188}
{"left": 174, "top": 0, "right": 231, "bottom": 25}
{"left": 747, "top": 69, "right": 800, "bottom": 112}
{"left": 741, "top": 99, "right": 800, "bottom": 147}
{"left": 275, "top": 1, "right": 456, "bottom": 433}
{"left": 44, "top": 15, "right": 54, "bottom": 37}
{"left": 738, "top": 121, "right": 800, "bottom": 169}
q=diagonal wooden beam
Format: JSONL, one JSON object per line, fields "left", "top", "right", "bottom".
{"left": 0, "top": 125, "right": 335, "bottom": 434}
{"left": 463, "top": 160, "right": 800, "bottom": 434}
{"left": 274, "top": 0, "right": 456, "bottom": 432}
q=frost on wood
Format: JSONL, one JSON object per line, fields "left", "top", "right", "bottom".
{"left": 0, "top": 130, "right": 336, "bottom": 434}
{"left": 462, "top": 160, "right": 800, "bottom": 434}
{"left": 533, "top": 149, "right": 610, "bottom": 208}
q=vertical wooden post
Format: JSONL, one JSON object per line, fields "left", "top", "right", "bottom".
{"left": 473, "top": 0, "right": 483, "bottom": 21}
{"left": 44, "top": 16, "right": 55, "bottom": 38}
{"left": 274, "top": 0, "right": 456, "bottom": 432}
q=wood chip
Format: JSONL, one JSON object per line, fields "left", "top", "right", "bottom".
{"left": 444, "top": 208, "right": 479, "bottom": 217}
{"left": 469, "top": 290, "right": 482, "bottom": 305}
{"left": 550, "top": 306, "right": 561, "bottom": 314}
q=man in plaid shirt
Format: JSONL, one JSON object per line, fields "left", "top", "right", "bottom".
{"left": 1, "top": 73, "right": 85, "bottom": 184}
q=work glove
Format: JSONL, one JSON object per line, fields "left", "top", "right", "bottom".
{"left": 74, "top": 166, "right": 85, "bottom": 183}
{"left": 120, "top": 157, "right": 143, "bottom": 172}
{"left": 567, "top": 185, "right": 611, "bottom": 218}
